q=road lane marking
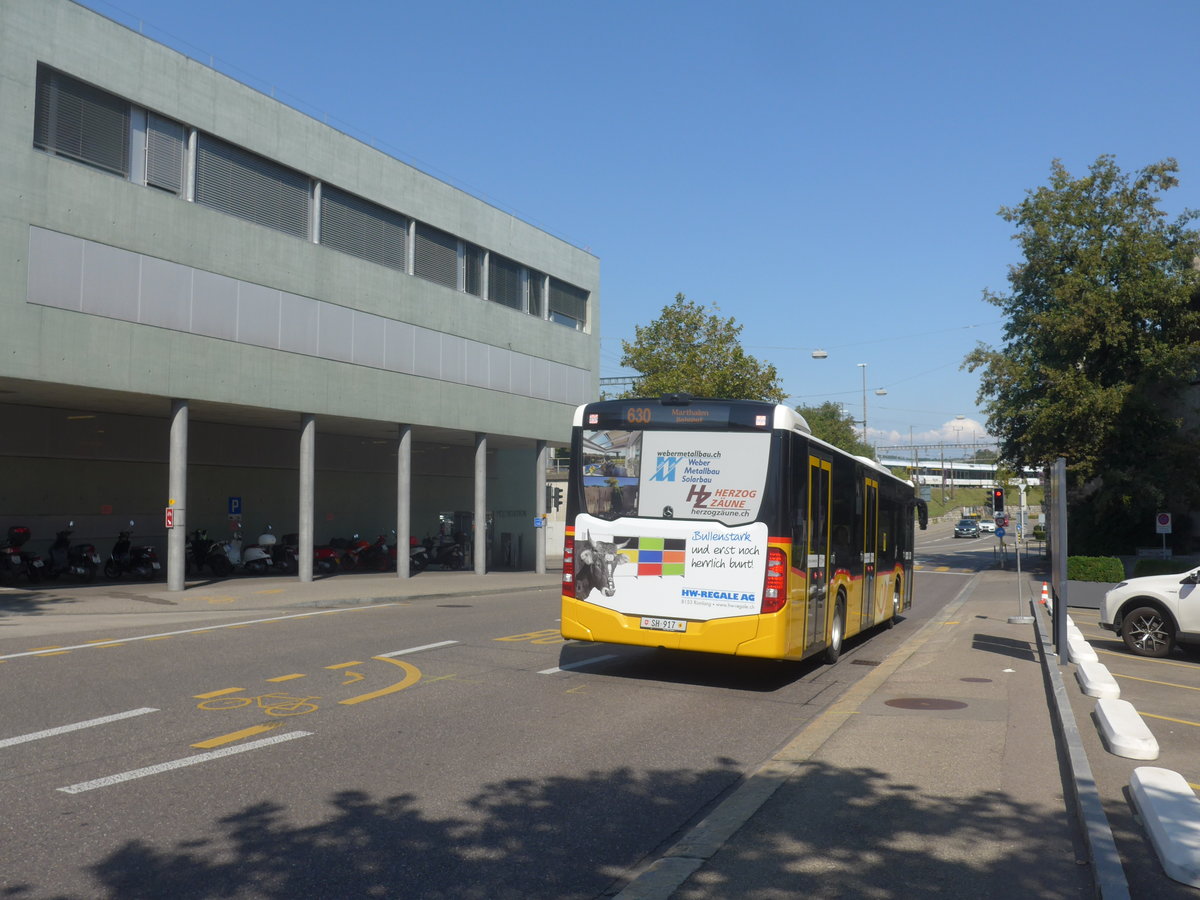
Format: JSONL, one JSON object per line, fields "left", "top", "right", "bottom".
{"left": 57, "top": 731, "right": 312, "bottom": 794}
{"left": 325, "top": 661, "right": 362, "bottom": 669}
{"left": 192, "top": 724, "right": 280, "bottom": 748}
{"left": 1114, "top": 673, "right": 1200, "bottom": 692}
{"left": 539, "top": 654, "right": 618, "bottom": 674}
{"left": 194, "top": 688, "right": 245, "bottom": 699}
{"left": 1140, "top": 711, "right": 1200, "bottom": 728}
{"left": 0, "top": 604, "right": 398, "bottom": 661}
{"left": 35, "top": 651, "right": 71, "bottom": 657}
{"left": 339, "top": 658, "right": 420, "bottom": 705}
{"left": 0, "top": 708, "right": 158, "bottom": 749}
{"left": 377, "top": 640, "right": 457, "bottom": 657}
{"left": 266, "top": 673, "right": 306, "bottom": 683}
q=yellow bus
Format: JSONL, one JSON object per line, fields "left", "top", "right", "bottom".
{"left": 560, "top": 396, "right": 927, "bottom": 662}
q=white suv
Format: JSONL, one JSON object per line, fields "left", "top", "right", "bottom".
{"left": 1099, "top": 567, "right": 1200, "bottom": 657}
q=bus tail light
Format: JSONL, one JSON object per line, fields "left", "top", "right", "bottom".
{"left": 761, "top": 547, "right": 787, "bottom": 614}
{"left": 562, "top": 534, "right": 575, "bottom": 597}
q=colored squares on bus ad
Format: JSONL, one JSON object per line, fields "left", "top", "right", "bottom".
{"left": 574, "top": 516, "right": 768, "bottom": 620}
{"left": 579, "top": 430, "right": 769, "bottom": 525}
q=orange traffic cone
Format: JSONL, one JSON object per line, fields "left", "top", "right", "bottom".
{"left": 1040, "top": 582, "right": 1050, "bottom": 606}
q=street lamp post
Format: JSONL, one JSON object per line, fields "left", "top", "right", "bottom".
{"left": 857, "top": 363, "right": 868, "bottom": 443}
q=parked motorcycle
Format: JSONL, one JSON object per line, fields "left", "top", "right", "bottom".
{"left": 240, "top": 527, "right": 276, "bottom": 575}
{"left": 408, "top": 535, "right": 430, "bottom": 573}
{"left": 273, "top": 532, "right": 300, "bottom": 575}
{"left": 46, "top": 522, "right": 100, "bottom": 582}
{"left": 104, "top": 522, "right": 160, "bottom": 580}
{"left": 360, "top": 533, "right": 394, "bottom": 572}
{"left": 338, "top": 533, "right": 372, "bottom": 572}
{"left": 314, "top": 539, "right": 342, "bottom": 575}
{"left": 1, "top": 526, "right": 43, "bottom": 583}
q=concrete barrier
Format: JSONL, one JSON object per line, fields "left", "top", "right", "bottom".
{"left": 1075, "top": 660, "right": 1120, "bottom": 699}
{"left": 1095, "top": 698, "right": 1158, "bottom": 760}
{"left": 1068, "top": 633, "right": 1098, "bottom": 662}
{"left": 1131, "top": 767, "right": 1200, "bottom": 887}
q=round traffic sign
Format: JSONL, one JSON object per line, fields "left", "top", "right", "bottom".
{"left": 995, "top": 526, "right": 1006, "bottom": 538}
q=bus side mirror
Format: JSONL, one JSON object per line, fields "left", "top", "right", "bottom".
{"left": 915, "top": 500, "right": 929, "bottom": 531}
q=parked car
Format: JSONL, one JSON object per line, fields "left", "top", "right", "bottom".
{"left": 1099, "top": 567, "right": 1200, "bottom": 657}
{"left": 978, "top": 519, "right": 996, "bottom": 533}
{"left": 953, "top": 518, "right": 980, "bottom": 539}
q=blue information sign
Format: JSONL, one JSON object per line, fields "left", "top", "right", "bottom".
{"left": 994, "top": 526, "right": 1006, "bottom": 538}
{"left": 228, "top": 496, "right": 242, "bottom": 515}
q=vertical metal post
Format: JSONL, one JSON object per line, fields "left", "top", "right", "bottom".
{"left": 535, "top": 440, "right": 547, "bottom": 575}
{"left": 167, "top": 399, "right": 188, "bottom": 592}
{"left": 397, "top": 424, "right": 412, "bottom": 578}
{"left": 1051, "top": 457, "right": 1070, "bottom": 663}
{"left": 299, "top": 414, "right": 316, "bottom": 582}
{"left": 474, "top": 433, "right": 487, "bottom": 575}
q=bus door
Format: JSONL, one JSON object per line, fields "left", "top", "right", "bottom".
{"left": 805, "top": 457, "right": 832, "bottom": 650}
{"left": 861, "top": 477, "right": 879, "bottom": 626}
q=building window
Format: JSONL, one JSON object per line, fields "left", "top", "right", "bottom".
{"left": 413, "top": 223, "right": 458, "bottom": 290}
{"left": 488, "top": 254, "right": 523, "bottom": 311}
{"left": 33, "top": 64, "right": 130, "bottom": 177}
{"left": 145, "top": 113, "right": 186, "bottom": 195}
{"left": 528, "top": 270, "right": 546, "bottom": 318}
{"left": 463, "top": 242, "right": 484, "bottom": 297}
{"left": 320, "top": 185, "right": 407, "bottom": 272}
{"left": 194, "top": 134, "right": 310, "bottom": 239}
{"left": 549, "top": 278, "right": 588, "bottom": 330}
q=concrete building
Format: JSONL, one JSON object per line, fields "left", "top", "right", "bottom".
{"left": 0, "top": 0, "right": 599, "bottom": 586}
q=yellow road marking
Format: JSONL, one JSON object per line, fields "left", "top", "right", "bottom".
{"left": 340, "top": 658, "right": 420, "bottom": 705}
{"left": 324, "top": 661, "right": 362, "bottom": 669}
{"left": 1114, "top": 673, "right": 1200, "bottom": 692}
{"left": 341, "top": 671, "right": 364, "bottom": 684}
{"left": 942, "top": 621, "right": 960, "bottom": 625}
{"left": 147, "top": 635, "right": 173, "bottom": 641}
{"left": 190, "top": 630, "right": 213, "bottom": 636}
{"left": 1140, "top": 712, "right": 1200, "bottom": 728}
{"left": 1099, "top": 648, "right": 1200, "bottom": 669}
{"left": 267, "top": 673, "right": 306, "bottom": 683}
{"left": 36, "top": 651, "right": 70, "bottom": 657}
{"left": 29, "top": 646, "right": 62, "bottom": 651}
{"left": 98, "top": 643, "right": 125, "bottom": 649}
{"left": 194, "top": 687, "right": 245, "bottom": 699}
{"left": 192, "top": 724, "right": 280, "bottom": 748}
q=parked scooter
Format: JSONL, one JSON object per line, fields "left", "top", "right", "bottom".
{"left": 336, "top": 534, "right": 372, "bottom": 571}
{"left": 104, "top": 522, "right": 160, "bottom": 580}
{"left": 408, "top": 535, "right": 430, "bottom": 573}
{"left": 273, "top": 532, "right": 300, "bottom": 575}
{"left": 1, "top": 526, "right": 44, "bottom": 583}
{"left": 313, "top": 542, "right": 341, "bottom": 575}
{"left": 240, "top": 527, "right": 276, "bottom": 575}
{"left": 47, "top": 522, "right": 101, "bottom": 582}
{"left": 423, "top": 531, "right": 467, "bottom": 570}
{"left": 188, "top": 529, "right": 233, "bottom": 577}
{"left": 359, "top": 533, "right": 393, "bottom": 572}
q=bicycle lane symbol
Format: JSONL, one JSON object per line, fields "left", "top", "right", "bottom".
{"left": 194, "top": 657, "right": 423, "bottom": 719}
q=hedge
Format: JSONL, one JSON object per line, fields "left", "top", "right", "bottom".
{"left": 1132, "top": 559, "right": 1200, "bottom": 578}
{"left": 1066, "top": 556, "right": 1125, "bottom": 583}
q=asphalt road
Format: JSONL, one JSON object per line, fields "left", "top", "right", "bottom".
{"left": 1, "top": 536, "right": 979, "bottom": 899}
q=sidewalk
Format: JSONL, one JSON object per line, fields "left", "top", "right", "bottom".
{"left": 619, "top": 571, "right": 1105, "bottom": 899}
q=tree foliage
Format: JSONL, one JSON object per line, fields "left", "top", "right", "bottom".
{"left": 619, "top": 294, "right": 786, "bottom": 402}
{"left": 796, "top": 401, "right": 873, "bottom": 457}
{"left": 965, "top": 156, "right": 1200, "bottom": 553}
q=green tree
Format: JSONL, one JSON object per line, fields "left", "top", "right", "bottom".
{"left": 796, "top": 401, "right": 873, "bottom": 457}
{"left": 965, "top": 156, "right": 1200, "bottom": 553}
{"left": 619, "top": 294, "right": 786, "bottom": 402}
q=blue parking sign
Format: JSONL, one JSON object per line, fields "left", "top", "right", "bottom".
{"left": 228, "top": 496, "right": 242, "bottom": 515}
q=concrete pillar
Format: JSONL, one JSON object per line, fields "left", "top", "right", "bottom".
{"left": 397, "top": 424, "right": 412, "bottom": 578}
{"left": 167, "top": 399, "right": 188, "bottom": 591}
{"left": 474, "top": 432, "right": 487, "bottom": 575}
{"left": 535, "top": 440, "right": 547, "bottom": 574}
{"left": 299, "top": 413, "right": 316, "bottom": 582}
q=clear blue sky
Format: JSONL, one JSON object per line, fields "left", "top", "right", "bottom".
{"left": 78, "top": 0, "right": 1200, "bottom": 453}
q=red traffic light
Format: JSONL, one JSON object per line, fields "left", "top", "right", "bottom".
{"left": 992, "top": 488, "right": 1005, "bottom": 513}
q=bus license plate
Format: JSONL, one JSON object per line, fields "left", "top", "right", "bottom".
{"left": 640, "top": 617, "right": 686, "bottom": 633}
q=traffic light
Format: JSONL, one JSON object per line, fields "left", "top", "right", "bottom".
{"left": 552, "top": 486, "right": 563, "bottom": 511}
{"left": 992, "top": 488, "right": 1005, "bottom": 514}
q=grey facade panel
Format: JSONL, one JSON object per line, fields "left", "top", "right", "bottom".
{"left": 279, "top": 291, "right": 320, "bottom": 356}
{"left": 27, "top": 227, "right": 83, "bottom": 311}
{"left": 352, "top": 310, "right": 386, "bottom": 369}
{"left": 509, "top": 353, "right": 531, "bottom": 399}
{"left": 318, "top": 303, "right": 354, "bottom": 363}
{"left": 237, "top": 281, "right": 281, "bottom": 349}
{"left": 190, "top": 269, "right": 239, "bottom": 340}
{"left": 81, "top": 240, "right": 139, "bottom": 321}
{"left": 139, "top": 255, "right": 192, "bottom": 331}
{"left": 465, "top": 339, "right": 489, "bottom": 388}
{"left": 383, "top": 319, "right": 415, "bottom": 374}
{"left": 440, "top": 334, "right": 465, "bottom": 384}
{"left": 488, "top": 345, "right": 510, "bottom": 393}
{"left": 413, "top": 327, "right": 440, "bottom": 379}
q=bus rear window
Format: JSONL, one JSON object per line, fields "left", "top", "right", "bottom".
{"left": 579, "top": 429, "right": 770, "bottom": 524}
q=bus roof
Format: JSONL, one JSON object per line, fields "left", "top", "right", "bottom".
{"left": 573, "top": 398, "right": 812, "bottom": 434}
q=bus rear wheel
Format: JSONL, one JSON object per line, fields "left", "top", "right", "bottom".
{"left": 824, "top": 600, "right": 845, "bottom": 664}
{"left": 886, "top": 580, "right": 901, "bottom": 629}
